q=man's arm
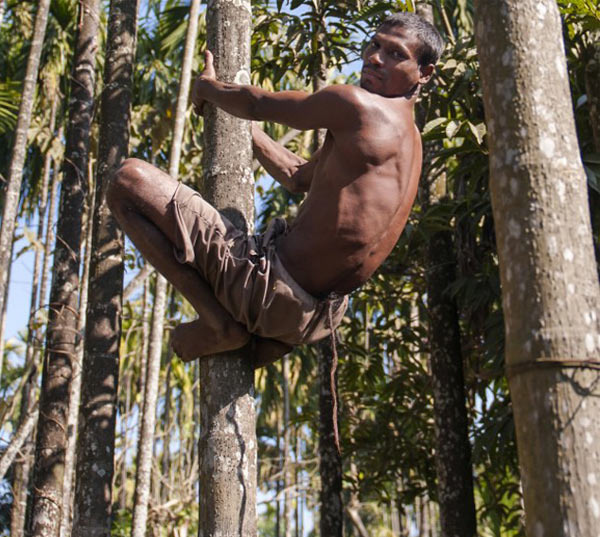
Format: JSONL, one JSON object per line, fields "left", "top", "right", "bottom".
{"left": 252, "top": 124, "right": 317, "bottom": 193}
{"left": 193, "top": 51, "right": 364, "bottom": 132}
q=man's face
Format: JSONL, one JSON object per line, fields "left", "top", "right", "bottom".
{"left": 360, "top": 25, "right": 432, "bottom": 97}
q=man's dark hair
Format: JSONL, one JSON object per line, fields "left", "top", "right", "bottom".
{"left": 378, "top": 12, "right": 444, "bottom": 66}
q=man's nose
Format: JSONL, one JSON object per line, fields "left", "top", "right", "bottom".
{"left": 366, "top": 49, "right": 383, "bottom": 66}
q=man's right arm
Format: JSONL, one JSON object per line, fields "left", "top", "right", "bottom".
{"left": 252, "top": 124, "right": 315, "bottom": 193}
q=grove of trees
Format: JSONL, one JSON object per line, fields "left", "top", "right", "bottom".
{"left": 0, "top": 0, "right": 598, "bottom": 536}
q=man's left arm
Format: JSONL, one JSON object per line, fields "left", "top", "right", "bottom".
{"left": 192, "top": 51, "right": 364, "bottom": 132}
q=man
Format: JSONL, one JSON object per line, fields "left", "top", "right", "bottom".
{"left": 107, "top": 12, "right": 443, "bottom": 366}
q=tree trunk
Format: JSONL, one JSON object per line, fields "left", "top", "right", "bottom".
{"left": 71, "top": 1, "right": 138, "bottom": 535}
{"left": 198, "top": 1, "right": 256, "bottom": 535}
{"left": 0, "top": 402, "right": 38, "bottom": 481}
{"left": 39, "top": 138, "right": 62, "bottom": 314}
{"left": 318, "top": 340, "right": 343, "bottom": 537}
{"left": 474, "top": 1, "right": 600, "bottom": 535}
{"left": 282, "top": 356, "right": 293, "bottom": 537}
{"left": 0, "top": 236, "right": 14, "bottom": 395}
{"left": 131, "top": 276, "right": 167, "bottom": 537}
{"left": 585, "top": 36, "right": 600, "bottom": 151}
{"left": 29, "top": 1, "right": 101, "bottom": 534}
{"left": 131, "top": 2, "right": 200, "bottom": 533}
{"left": 0, "top": 0, "right": 51, "bottom": 323}
{"left": 60, "top": 180, "right": 95, "bottom": 537}
{"left": 426, "top": 224, "right": 476, "bottom": 537}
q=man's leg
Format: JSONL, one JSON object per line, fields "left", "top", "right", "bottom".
{"left": 107, "top": 158, "right": 251, "bottom": 360}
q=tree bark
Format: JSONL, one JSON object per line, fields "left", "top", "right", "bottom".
{"left": 0, "top": 0, "right": 51, "bottom": 324}
{"left": 474, "top": 1, "right": 600, "bottom": 535}
{"left": 71, "top": 1, "right": 138, "bottom": 535}
{"left": 198, "top": 1, "right": 257, "bottom": 536}
{"left": 29, "top": 1, "right": 101, "bottom": 534}
{"left": 282, "top": 356, "right": 293, "bottom": 537}
{"left": 131, "top": 276, "right": 167, "bottom": 537}
{"left": 60, "top": 180, "right": 95, "bottom": 537}
{"left": 426, "top": 224, "right": 477, "bottom": 537}
{"left": 131, "top": 2, "right": 200, "bottom": 534}
{"left": 318, "top": 340, "right": 343, "bottom": 537}
{"left": 0, "top": 402, "right": 38, "bottom": 482}
{"left": 585, "top": 37, "right": 600, "bottom": 152}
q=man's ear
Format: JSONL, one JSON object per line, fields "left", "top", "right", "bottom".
{"left": 419, "top": 63, "right": 435, "bottom": 85}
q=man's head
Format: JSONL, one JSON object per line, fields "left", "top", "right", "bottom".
{"left": 360, "top": 12, "right": 444, "bottom": 98}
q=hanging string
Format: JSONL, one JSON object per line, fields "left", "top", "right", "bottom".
{"left": 328, "top": 303, "right": 341, "bottom": 456}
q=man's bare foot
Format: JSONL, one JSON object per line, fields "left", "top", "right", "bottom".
{"left": 253, "top": 337, "right": 294, "bottom": 368}
{"left": 171, "top": 318, "right": 251, "bottom": 362}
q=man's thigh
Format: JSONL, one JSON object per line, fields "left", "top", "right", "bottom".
{"left": 113, "top": 158, "right": 234, "bottom": 249}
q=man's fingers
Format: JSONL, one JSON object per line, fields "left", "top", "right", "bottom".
{"left": 204, "top": 49, "right": 216, "bottom": 77}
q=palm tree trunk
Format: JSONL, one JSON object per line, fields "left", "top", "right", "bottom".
{"left": 59, "top": 180, "right": 95, "bottom": 537}
{"left": 0, "top": 0, "right": 51, "bottom": 321}
{"left": 39, "top": 135, "right": 62, "bottom": 314}
{"left": 71, "top": 1, "right": 139, "bottom": 535}
{"left": 161, "top": 361, "right": 172, "bottom": 503}
{"left": 10, "top": 93, "right": 60, "bottom": 537}
{"left": 130, "top": 1, "right": 200, "bottom": 534}
{"left": 0, "top": 402, "right": 38, "bottom": 481}
{"left": 282, "top": 355, "right": 292, "bottom": 537}
{"left": 474, "top": 1, "right": 600, "bottom": 535}
{"left": 29, "top": 1, "right": 101, "bottom": 534}
{"left": 198, "top": 1, "right": 256, "bottom": 536}
{"left": 0, "top": 237, "right": 14, "bottom": 384}
{"left": 318, "top": 339, "right": 343, "bottom": 537}
{"left": 131, "top": 276, "right": 168, "bottom": 537}
{"left": 585, "top": 36, "right": 600, "bottom": 151}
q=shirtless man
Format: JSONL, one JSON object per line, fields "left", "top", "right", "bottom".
{"left": 107, "top": 12, "right": 443, "bottom": 366}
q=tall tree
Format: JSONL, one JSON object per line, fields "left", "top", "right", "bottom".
{"left": 29, "top": 1, "right": 101, "bottom": 534}
{"left": 0, "top": 0, "right": 51, "bottom": 343}
{"left": 71, "top": 0, "right": 139, "bottom": 535}
{"left": 318, "top": 341, "right": 343, "bottom": 537}
{"left": 474, "top": 1, "right": 600, "bottom": 535}
{"left": 198, "top": 0, "right": 257, "bottom": 535}
{"left": 131, "top": 2, "right": 200, "bottom": 535}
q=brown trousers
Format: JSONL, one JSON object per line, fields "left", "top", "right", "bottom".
{"left": 170, "top": 182, "right": 348, "bottom": 346}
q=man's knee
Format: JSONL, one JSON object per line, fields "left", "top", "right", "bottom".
{"left": 107, "top": 158, "right": 146, "bottom": 213}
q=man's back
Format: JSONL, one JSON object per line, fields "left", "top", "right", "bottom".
{"left": 278, "top": 87, "right": 422, "bottom": 296}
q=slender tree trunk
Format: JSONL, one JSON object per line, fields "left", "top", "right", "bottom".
{"left": 318, "top": 340, "right": 343, "bottom": 537}
{"left": 131, "top": 2, "right": 200, "bottom": 534}
{"left": 474, "top": 1, "right": 600, "bottom": 535}
{"left": 585, "top": 36, "right": 600, "bottom": 151}
{"left": 39, "top": 140, "right": 62, "bottom": 314}
{"left": 60, "top": 181, "right": 95, "bottom": 537}
{"left": 282, "top": 356, "right": 293, "bottom": 537}
{"left": 0, "top": 0, "right": 51, "bottom": 322}
{"left": 71, "top": 1, "right": 138, "bottom": 535}
{"left": 0, "top": 402, "right": 38, "bottom": 481}
{"left": 29, "top": 2, "right": 101, "bottom": 534}
{"left": 11, "top": 316, "right": 40, "bottom": 537}
{"left": 123, "top": 262, "right": 153, "bottom": 300}
{"left": 0, "top": 237, "right": 14, "bottom": 389}
{"left": 131, "top": 277, "right": 167, "bottom": 537}
{"left": 199, "top": 1, "right": 256, "bottom": 535}
{"left": 276, "top": 414, "right": 281, "bottom": 537}
{"left": 161, "top": 361, "right": 172, "bottom": 503}
{"left": 426, "top": 202, "right": 476, "bottom": 537}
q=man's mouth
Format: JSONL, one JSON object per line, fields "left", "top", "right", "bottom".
{"left": 361, "top": 67, "right": 382, "bottom": 80}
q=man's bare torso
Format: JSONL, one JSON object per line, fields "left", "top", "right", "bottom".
{"left": 277, "top": 94, "right": 422, "bottom": 297}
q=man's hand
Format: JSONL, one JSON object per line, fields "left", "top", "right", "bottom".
{"left": 192, "top": 50, "right": 216, "bottom": 115}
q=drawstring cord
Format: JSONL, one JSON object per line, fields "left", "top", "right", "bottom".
{"left": 328, "top": 302, "right": 341, "bottom": 456}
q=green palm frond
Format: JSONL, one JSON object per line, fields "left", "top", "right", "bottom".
{"left": 0, "top": 80, "right": 19, "bottom": 134}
